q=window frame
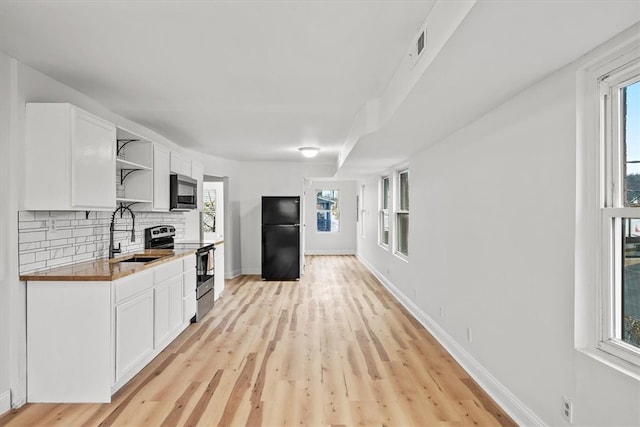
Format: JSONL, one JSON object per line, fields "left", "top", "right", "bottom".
{"left": 395, "top": 169, "right": 409, "bottom": 259}
{"left": 578, "top": 35, "right": 640, "bottom": 377}
{"left": 598, "top": 57, "right": 640, "bottom": 366}
{"left": 379, "top": 176, "right": 390, "bottom": 248}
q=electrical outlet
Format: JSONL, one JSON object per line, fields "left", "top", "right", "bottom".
{"left": 466, "top": 328, "right": 472, "bottom": 343}
{"left": 439, "top": 306, "right": 444, "bottom": 317}
{"left": 562, "top": 397, "right": 573, "bottom": 423}
{"left": 48, "top": 218, "right": 57, "bottom": 233}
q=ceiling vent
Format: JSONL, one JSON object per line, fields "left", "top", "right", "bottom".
{"left": 409, "top": 27, "right": 427, "bottom": 68}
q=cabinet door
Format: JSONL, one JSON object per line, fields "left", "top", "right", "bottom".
{"left": 169, "top": 276, "right": 183, "bottom": 332}
{"left": 214, "top": 243, "right": 225, "bottom": 300}
{"left": 181, "top": 158, "right": 192, "bottom": 176}
{"left": 115, "top": 290, "right": 154, "bottom": 382}
{"left": 154, "top": 280, "right": 171, "bottom": 348}
{"left": 183, "top": 268, "right": 197, "bottom": 297}
{"left": 170, "top": 151, "right": 187, "bottom": 175}
{"left": 153, "top": 144, "right": 170, "bottom": 211}
{"left": 71, "top": 107, "right": 116, "bottom": 209}
{"left": 154, "top": 275, "right": 183, "bottom": 347}
{"left": 191, "top": 161, "right": 204, "bottom": 210}
{"left": 183, "top": 292, "right": 196, "bottom": 324}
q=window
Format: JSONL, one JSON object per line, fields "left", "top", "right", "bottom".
{"left": 201, "top": 187, "right": 217, "bottom": 234}
{"left": 396, "top": 170, "right": 409, "bottom": 257}
{"left": 379, "top": 176, "right": 390, "bottom": 246}
{"left": 597, "top": 51, "right": 640, "bottom": 366}
{"left": 316, "top": 190, "right": 340, "bottom": 232}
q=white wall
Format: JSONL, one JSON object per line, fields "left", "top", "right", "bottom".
{"left": 235, "top": 161, "right": 335, "bottom": 275}
{"left": 304, "top": 180, "right": 357, "bottom": 255}
{"left": 356, "top": 34, "right": 640, "bottom": 426}
{"left": 0, "top": 51, "right": 17, "bottom": 415}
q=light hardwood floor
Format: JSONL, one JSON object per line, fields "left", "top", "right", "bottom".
{"left": 1, "top": 255, "right": 516, "bottom": 426}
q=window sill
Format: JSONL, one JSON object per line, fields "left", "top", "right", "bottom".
{"left": 577, "top": 347, "right": 640, "bottom": 382}
{"left": 394, "top": 251, "right": 408, "bottom": 263}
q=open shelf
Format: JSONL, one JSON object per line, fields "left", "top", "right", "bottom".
{"left": 116, "top": 158, "right": 152, "bottom": 171}
{"left": 116, "top": 127, "right": 153, "bottom": 210}
{"left": 116, "top": 197, "right": 152, "bottom": 204}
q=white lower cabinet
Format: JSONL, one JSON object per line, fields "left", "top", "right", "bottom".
{"left": 154, "top": 275, "right": 183, "bottom": 348}
{"left": 115, "top": 289, "right": 154, "bottom": 383}
{"left": 214, "top": 242, "right": 225, "bottom": 300}
{"left": 26, "top": 254, "right": 197, "bottom": 403}
{"left": 183, "top": 257, "right": 197, "bottom": 323}
{"left": 26, "top": 281, "right": 112, "bottom": 403}
{"left": 183, "top": 291, "right": 197, "bottom": 324}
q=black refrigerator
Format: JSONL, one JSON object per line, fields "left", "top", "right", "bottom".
{"left": 262, "top": 196, "right": 300, "bottom": 280}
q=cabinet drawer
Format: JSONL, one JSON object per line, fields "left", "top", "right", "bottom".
{"left": 154, "top": 258, "right": 183, "bottom": 284}
{"left": 114, "top": 270, "right": 153, "bottom": 305}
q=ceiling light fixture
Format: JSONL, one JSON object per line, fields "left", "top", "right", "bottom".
{"left": 298, "top": 147, "right": 320, "bottom": 158}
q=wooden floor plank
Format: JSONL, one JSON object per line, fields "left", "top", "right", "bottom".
{"left": 1, "top": 255, "right": 516, "bottom": 427}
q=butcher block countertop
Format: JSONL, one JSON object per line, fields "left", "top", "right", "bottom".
{"left": 19, "top": 249, "right": 197, "bottom": 282}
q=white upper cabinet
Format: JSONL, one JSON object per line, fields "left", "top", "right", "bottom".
{"left": 153, "top": 144, "right": 170, "bottom": 211}
{"left": 170, "top": 151, "right": 191, "bottom": 176}
{"left": 191, "top": 161, "right": 204, "bottom": 210}
{"left": 25, "top": 103, "right": 116, "bottom": 210}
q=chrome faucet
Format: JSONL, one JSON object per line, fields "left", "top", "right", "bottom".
{"left": 109, "top": 205, "right": 136, "bottom": 259}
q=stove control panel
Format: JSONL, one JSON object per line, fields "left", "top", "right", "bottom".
{"left": 144, "top": 225, "right": 176, "bottom": 249}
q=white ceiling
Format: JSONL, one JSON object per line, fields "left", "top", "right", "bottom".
{"left": 338, "top": 0, "right": 640, "bottom": 176}
{"left": 1, "top": 1, "right": 639, "bottom": 176}
{"left": 0, "top": 0, "right": 434, "bottom": 164}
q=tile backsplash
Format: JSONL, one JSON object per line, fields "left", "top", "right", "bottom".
{"left": 18, "top": 210, "right": 186, "bottom": 274}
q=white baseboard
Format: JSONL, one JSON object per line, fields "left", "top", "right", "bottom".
{"left": 305, "top": 250, "right": 356, "bottom": 255}
{"left": 241, "top": 268, "right": 261, "bottom": 275}
{"left": 356, "top": 254, "right": 545, "bottom": 427}
{"left": 226, "top": 269, "right": 242, "bottom": 279}
{"left": 0, "top": 389, "right": 10, "bottom": 416}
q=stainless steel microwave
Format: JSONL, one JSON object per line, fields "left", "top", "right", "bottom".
{"left": 170, "top": 174, "right": 197, "bottom": 210}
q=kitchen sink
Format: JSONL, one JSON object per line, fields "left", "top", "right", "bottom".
{"left": 116, "top": 255, "right": 164, "bottom": 264}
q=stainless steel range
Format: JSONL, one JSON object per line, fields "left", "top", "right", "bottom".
{"left": 144, "top": 225, "right": 215, "bottom": 322}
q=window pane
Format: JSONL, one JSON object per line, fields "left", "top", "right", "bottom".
{"left": 622, "top": 218, "right": 640, "bottom": 349}
{"left": 397, "top": 213, "right": 408, "bottom": 256}
{"left": 316, "top": 190, "right": 340, "bottom": 232}
{"left": 202, "top": 188, "right": 217, "bottom": 234}
{"left": 624, "top": 80, "right": 640, "bottom": 206}
{"left": 383, "top": 177, "right": 390, "bottom": 209}
{"left": 381, "top": 211, "right": 389, "bottom": 245}
{"left": 399, "top": 171, "right": 409, "bottom": 210}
